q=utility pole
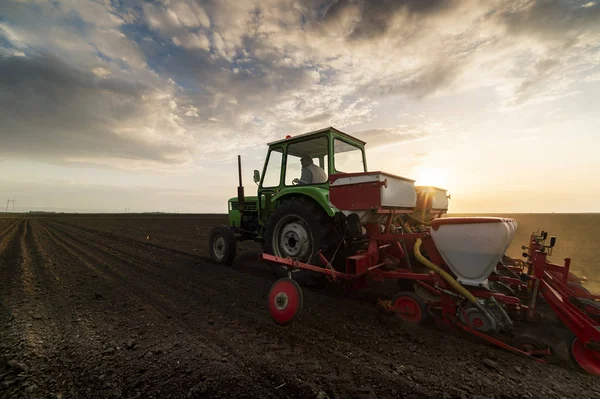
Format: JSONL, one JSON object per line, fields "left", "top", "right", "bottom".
{"left": 5, "top": 199, "right": 15, "bottom": 213}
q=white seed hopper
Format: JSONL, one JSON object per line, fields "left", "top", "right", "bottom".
{"left": 430, "top": 217, "right": 518, "bottom": 287}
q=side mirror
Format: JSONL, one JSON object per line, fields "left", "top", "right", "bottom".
{"left": 253, "top": 170, "right": 260, "bottom": 183}
{"left": 550, "top": 236, "right": 556, "bottom": 248}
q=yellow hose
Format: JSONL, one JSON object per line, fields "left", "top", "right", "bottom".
{"left": 413, "top": 238, "right": 480, "bottom": 306}
{"left": 399, "top": 215, "right": 493, "bottom": 325}
{"left": 399, "top": 217, "right": 478, "bottom": 305}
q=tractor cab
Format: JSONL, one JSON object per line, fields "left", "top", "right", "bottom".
{"left": 255, "top": 126, "right": 367, "bottom": 187}
{"left": 253, "top": 127, "right": 367, "bottom": 219}
{"left": 225, "top": 127, "right": 367, "bottom": 240}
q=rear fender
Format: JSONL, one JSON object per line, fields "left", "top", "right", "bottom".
{"left": 272, "top": 187, "right": 338, "bottom": 217}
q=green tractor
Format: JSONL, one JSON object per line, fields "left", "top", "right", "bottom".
{"left": 208, "top": 126, "right": 367, "bottom": 282}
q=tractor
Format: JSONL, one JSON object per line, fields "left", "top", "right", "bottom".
{"left": 208, "top": 126, "right": 600, "bottom": 375}
{"left": 208, "top": 126, "right": 433, "bottom": 282}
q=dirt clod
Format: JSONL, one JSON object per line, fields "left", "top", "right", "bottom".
{"left": 103, "top": 347, "right": 116, "bottom": 356}
{"left": 187, "top": 382, "right": 208, "bottom": 398}
{"left": 483, "top": 359, "right": 501, "bottom": 371}
{"left": 315, "top": 391, "right": 330, "bottom": 399}
{"left": 8, "top": 360, "right": 28, "bottom": 373}
{"left": 24, "top": 383, "right": 38, "bottom": 393}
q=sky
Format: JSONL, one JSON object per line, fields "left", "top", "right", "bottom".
{"left": 1, "top": 0, "right": 600, "bottom": 213}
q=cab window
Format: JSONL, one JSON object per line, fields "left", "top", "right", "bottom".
{"left": 261, "top": 147, "right": 283, "bottom": 187}
{"left": 334, "top": 139, "right": 365, "bottom": 173}
{"left": 285, "top": 136, "right": 329, "bottom": 186}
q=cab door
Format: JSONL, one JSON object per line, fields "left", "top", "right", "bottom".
{"left": 257, "top": 146, "right": 284, "bottom": 225}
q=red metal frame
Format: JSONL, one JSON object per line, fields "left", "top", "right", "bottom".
{"left": 468, "top": 289, "right": 522, "bottom": 307}
{"left": 521, "top": 238, "right": 600, "bottom": 360}
{"left": 260, "top": 223, "right": 600, "bottom": 370}
{"left": 452, "top": 316, "right": 549, "bottom": 362}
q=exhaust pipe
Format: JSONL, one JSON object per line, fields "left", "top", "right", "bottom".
{"left": 237, "top": 155, "right": 245, "bottom": 225}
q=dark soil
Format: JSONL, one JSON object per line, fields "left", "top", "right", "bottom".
{"left": 1, "top": 215, "right": 599, "bottom": 399}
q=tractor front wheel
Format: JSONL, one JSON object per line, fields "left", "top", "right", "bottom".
{"left": 208, "top": 225, "right": 237, "bottom": 265}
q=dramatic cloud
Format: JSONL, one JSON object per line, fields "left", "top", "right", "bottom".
{"left": 1, "top": 0, "right": 600, "bottom": 168}
{"left": 320, "top": 0, "right": 453, "bottom": 41}
{"left": 353, "top": 125, "right": 436, "bottom": 149}
{"left": 0, "top": 53, "right": 194, "bottom": 166}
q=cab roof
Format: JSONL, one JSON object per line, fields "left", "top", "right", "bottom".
{"left": 267, "top": 126, "right": 366, "bottom": 146}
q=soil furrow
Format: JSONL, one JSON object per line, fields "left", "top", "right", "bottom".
{"left": 0, "top": 219, "right": 26, "bottom": 298}
{"left": 38, "top": 220, "right": 586, "bottom": 398}
{"left": 49, "top": 217, "right": 213, "bottom": 260}
{"left": 35, "top": 219, "right": 276, "bottom": 398}
{"left": 1, "top": 215, "right": 599, "bottom": 399}
{"left": 39, "top": 219, "right": 375, "bottom": 397}
{"left": 23, "top": 219, "right": 123, "bottom": 395}
{"left": 0, "top": 219, "right": 21, "bottom": 242}
{"left": 39, "top": 221, "right": 446, "bottom": 398}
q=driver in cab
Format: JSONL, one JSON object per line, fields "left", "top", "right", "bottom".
{"left": 292, "top": 155, "right": 328, "bottom": 185}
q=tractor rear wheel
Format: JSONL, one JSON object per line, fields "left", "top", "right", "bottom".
{"left": 264, "top": 196, "right": 337, "bottom": 285}
{"left": 208, "top": 225, "right": 237, "bottom": 265}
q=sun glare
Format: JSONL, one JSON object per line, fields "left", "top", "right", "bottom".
{"left": 414, "top": 166, "right": 449, "bottom": 188}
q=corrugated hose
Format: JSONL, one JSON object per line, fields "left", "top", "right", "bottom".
{"left": 398, "top": 218, "right": 497, "bottom": 327}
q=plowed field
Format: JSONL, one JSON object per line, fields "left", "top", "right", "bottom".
{"left": 1, "top": 215, "right": 599, "bottom": 399}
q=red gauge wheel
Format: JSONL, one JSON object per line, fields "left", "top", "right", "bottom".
{"left": 391, "top": 291, "right": 429, "bottom": 324}
{"left": 458, "top": 307, "right": 498, "bottom": 334}
{"left": 268, "top": 278, "right": 303, "bottom": 325}
{"left": 570, "top": 337, "right": 600, "bottom": 376}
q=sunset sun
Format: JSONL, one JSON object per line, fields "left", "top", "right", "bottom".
{"left": 414, "top": 166, "right": 450, "bottom": 189}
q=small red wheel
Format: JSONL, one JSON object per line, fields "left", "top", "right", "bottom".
{"left": 268, "top": 278, "right": 303, "bottom": 325}
{"left": 391, "top": 291, "right": 429, "bottom": 324}
{"left": 570, "top": 337, "right": 600, "bottom": 376}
